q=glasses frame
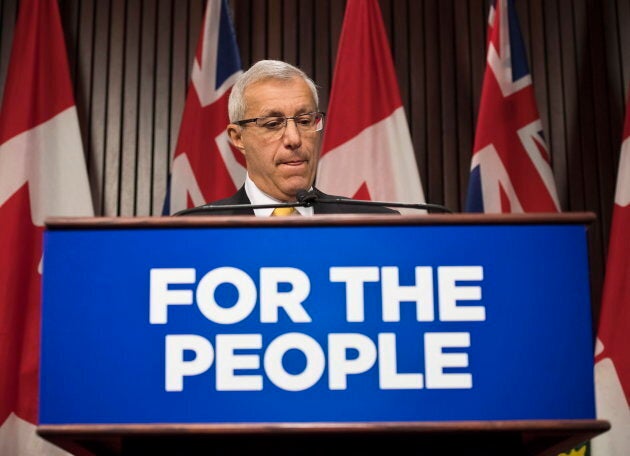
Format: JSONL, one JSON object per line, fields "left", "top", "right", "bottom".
{"left": 234, "top": 111, "right": 326, "bottom": 133}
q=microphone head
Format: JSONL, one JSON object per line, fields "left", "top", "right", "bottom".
{"left": 296, "top": 189, "right": 317, "bottom": 206}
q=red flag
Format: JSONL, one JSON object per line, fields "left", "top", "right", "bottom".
{"left": 164, "top": 0, "right": 244, "bottom": 215}
{"left": 0, "top": 0, "right": 93, "bottom": 453}
{"left": 592, "top": 89, "right": 630, "bottom": 455}
{"left": 316, "top": 0, "right": 425, "bottom": 210}
{"left": 465, "top": 0, "right": 560, "bottom": 213}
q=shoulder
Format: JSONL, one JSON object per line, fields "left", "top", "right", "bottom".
{"left": 312, "top": 188, "right": 400, "bottom": 214}
{"left": 175, "top": 187, "right": 254, "bottom": 216}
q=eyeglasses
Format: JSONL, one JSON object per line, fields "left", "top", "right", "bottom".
{"left": 235, "top": 111, "right": 325, "bottom": 139}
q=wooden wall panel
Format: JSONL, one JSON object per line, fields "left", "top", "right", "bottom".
{"left": 0, "top": 0, "right": 628, "bottom": 323}
{"left": 543, "top": 0, "right": 568, "bottom": 207}
{"left": 120, "top": 0, "right": 141, "bottom": 216}
{"left": 438, "top": 1, "right": 459, "bottom": 210}
{"left": 136, "top": 0, "right": 158, "bottom": 216}
{"left": 454, "top": 1, "right": 474, "bottom": 208}
{"left": 408, "top": 0, "right": 427, "bottom": 191}
{"left": 0, "top": 0, "right": 17, "bottom": 95}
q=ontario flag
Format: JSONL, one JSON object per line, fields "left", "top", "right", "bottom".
{"left": 592, "top": 89, "right": 630, "bottom": 456}
{"left": 316, "top": 0, "right": 425, "bottom": 210}
{"left": 0, "top": 0, "right": 93, "bottom": 454}
{"left": 465, "top": 0, "right": 560, "bottom": 213}
{"left": 163, "top": 0, "right": 244, "bottom": 215}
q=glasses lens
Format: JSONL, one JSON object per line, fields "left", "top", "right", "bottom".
{"left": 256, "top": 117, "right": 285, "bottom": 130}
{"left": 313, "top": 113, "right": 324, "bottom": 132}
{"left": 252, "top": 113, "right": 324, "bottom": 140}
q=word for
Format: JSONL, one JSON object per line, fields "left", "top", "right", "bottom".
{"left": 150, "top": 266, "right": 485, "bottom": 324}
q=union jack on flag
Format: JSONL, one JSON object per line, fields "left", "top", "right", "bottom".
{"left": 163, "top": 0, "right": 244, "bottom": 215}
{"left": 465, "top": 0, "right": 560, "bottom": 213}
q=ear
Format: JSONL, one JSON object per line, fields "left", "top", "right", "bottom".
{"left": 227, "top": 124, "right": 245, "bottom": 153}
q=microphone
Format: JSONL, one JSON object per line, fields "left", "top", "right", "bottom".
{"left": 173, "top": 189, "right": 452, "bottom": 216}
{"left": 296, "top": 189, "right": 452, "bottom": 214}
{"left": 173, "top": 190, "right": 319, "bottom": 216}
{"left": 296, "top": 189, "right": 318, "bottom": 206}
{"left": 173, "top": 201, "right": 305, "bottom": 216}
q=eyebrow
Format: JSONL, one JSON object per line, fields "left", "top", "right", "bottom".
{"left": 257, "top": 108, "right": 314, "bottom": 117}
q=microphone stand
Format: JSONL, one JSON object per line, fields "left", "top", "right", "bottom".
{"left": 310, "top": 198, "right": 453, "bottom": 214}
{"left": 174, "top": 192, "right": 453, "bottom": 216}
{"left": 173, "top": 202, "right": 307, "bottom": 216}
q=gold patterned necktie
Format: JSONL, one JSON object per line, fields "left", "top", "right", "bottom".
{"left": 271, "top": 207, "right": 299, "bottom": 216}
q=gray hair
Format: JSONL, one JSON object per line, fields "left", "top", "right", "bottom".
{"left": 228, "top": 60, "right": 319, "bottom": 122}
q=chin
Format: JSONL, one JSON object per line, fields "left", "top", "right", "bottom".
{"left": 284, "top": 176, "right": 312, "bottom": 192}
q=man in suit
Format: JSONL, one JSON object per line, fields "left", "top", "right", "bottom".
{"left": 183, "top": 59, "right": 397, "bottom": 216}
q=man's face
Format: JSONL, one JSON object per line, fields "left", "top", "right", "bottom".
{"left": 227, "top": 77, "right": 321, "bottom": 202}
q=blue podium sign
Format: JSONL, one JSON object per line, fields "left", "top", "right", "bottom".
{"left": 39, "top": 215, "right": 596, "bottom": 425}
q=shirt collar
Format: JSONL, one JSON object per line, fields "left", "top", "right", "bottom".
{"left": 244, "top": 174, "right": 314, "bottom": 216}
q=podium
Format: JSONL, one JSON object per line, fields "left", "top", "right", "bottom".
{"left": 38, "top": 213, "right": 609, "bottom": 455}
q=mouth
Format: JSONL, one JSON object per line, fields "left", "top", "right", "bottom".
{"left": 279, "top": 159, "right": 308, "bottom": 167}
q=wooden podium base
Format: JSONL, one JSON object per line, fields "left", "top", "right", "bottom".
{"left": 38, "top": 419, "right": 610, "bottom": 456}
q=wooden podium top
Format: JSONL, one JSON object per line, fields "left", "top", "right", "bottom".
{"left": 38, "top": 419, "right": 609, "bottom": 456}
{"left": 45, "top": 211, "right": 597, "bottom": 229}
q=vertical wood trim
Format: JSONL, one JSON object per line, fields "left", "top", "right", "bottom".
{"left": 0, "top": 0, "right": 17, "bottom": 99}
{"left": 314, "top": 0, "right": 330, "bottom": 107}
{"left": 120, "top": 0, "right": 141, "bottom": 216}
{"left": 282, "top": 0, "right": 298, "bottom": 64}
{"left": 439, "top": 1, "right": 458, "bottom": 209}
{"left": 408, "top": 0, "right": 427, "bottom": 193}
{"left": 71, "top": 0, "right": 95, "bottom": 172}
{"left": 169, "top": 0, "right": 189, "bottom": 157}
{"left": 618, "top": 0, "right": 630, "bottom": 98}
{"left": 297, "top": 0, "right": 314, "bottom": 80}
{"left": 469, "top": 0, "right": 487, "bottom": 130}
{"left": 188, "top": 0, "right": 204, "bottom": 84}
{"left": 454, "top": 0, "right": 474, "bottom": 208}
{"left": 328, "top": 0, "right": 345, "bottom": 74}
{"left": 136, "top": 0, "right": 157, "bottom": 215}
{"left": 103, "top": 0, "right": 125, "bottom": 216}
{"left": 250, "top": 0, "right": 266, "bottom": 62}
{"left": 587, "top": 0, "right": 615, "bottom": 248}
{"left": 558, "top": 0, "right": 584, "bottom": 211}
{"left": 90, "top": 0, "right": 112, "bottom": 215}
{"left": 152, "top": 0, "right": 174, "bottom": 215}
{"left": 392, "top": 0, "right": 410, "bottom": 119}
{"left": 527, "top": 0, "right": 550, "bottom": 148}
{"left": 424, "top": 0, "right": 443, "bottom": 203}
{"left": 542, "top": 0, "right": 569, "bottom": 208}
{"left": 267, "top": 0, "right": 282, "bottom": 59}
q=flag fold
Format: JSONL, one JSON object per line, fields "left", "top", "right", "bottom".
{"left": 164, "top": 0, "right": 243, "bottom": 215}
{"left": 316, "top": 0, "right": 425, "bottom": 209}
{"left": 0, "top": 0, "right": 93, "bottom": 454}
{"left": 592, "top": 88, "right": 630, "bottom": 456}
{"left": 465, "top": 0, "right": 560, "bottom": 213}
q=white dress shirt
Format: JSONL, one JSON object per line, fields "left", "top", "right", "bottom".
{"left": 244, "top": 174, "right": 314, "bottom": 217}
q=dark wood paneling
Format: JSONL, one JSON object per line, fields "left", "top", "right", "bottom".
{"left": 0, "top": 0, "right": 17, "bottom": 95}
{"left": 424, "top": 0, "right": 444, "bottom": 204}
{"left": 104, "top": 0, "right": 125, "bottom": 216}
{"left": 120, "top": 0, "right": 141, "bottom": 216}
{"left": 439, "top": 0, "right": 459, "bottom": 210}
{"left": 136, "top": 0, "right": 158, "bottom": 216}
{"left": 297, "top": 0, "right": 314, "bottom": 87}
{"left": 454, "top": 0, "right": 474, "bottom": 208}
{"left": 152, "top": 0, "right": 175, "bottom": 215}
{"left": 543, "top": 0, "right": 568, "bottom": 207}
{"left": 1, "top": 0, "right": 628, "bottom": 323}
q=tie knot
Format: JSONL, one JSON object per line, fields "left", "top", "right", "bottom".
{"left": 271, "top": 207, "right": 299, "bottom": 216}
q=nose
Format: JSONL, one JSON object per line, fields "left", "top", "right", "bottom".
{"left": 282, "top": 118, "right": 302, "bottom": 149}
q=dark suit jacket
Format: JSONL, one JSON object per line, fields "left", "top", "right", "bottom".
{"left": 184, "top": 186, "right": 399, "bottom": 215}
